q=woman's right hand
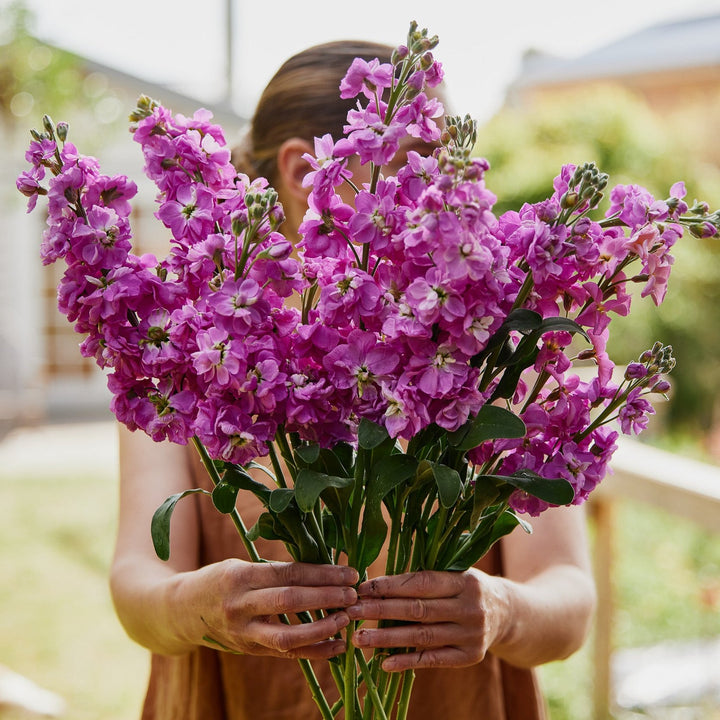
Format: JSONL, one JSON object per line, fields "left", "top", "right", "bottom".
{"left": 172, "top": 559, "right": 359, "bottom": 659}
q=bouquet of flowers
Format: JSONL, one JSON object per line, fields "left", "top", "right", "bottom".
{"left": 18, "top": 21, "right": 719, "bottom": 720}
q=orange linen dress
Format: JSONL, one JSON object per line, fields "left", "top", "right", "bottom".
{"left": 140, "top": 450, "right": 547, "bottom": 720}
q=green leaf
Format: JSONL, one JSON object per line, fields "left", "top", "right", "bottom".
{"left": 211, "top": 481, "right": 240, "bottom": 514}
{"left": 294, "top": 469, "right": 354, "bottom": 513}
{"left": 448, "top": 405, "right": 526, "bottom": 450}
{"left": 222, "top": 465, "right": 272, "bottom": 506}
{"left": 372, "top": 454, "right": 419, "bottom": 500}
{"left": 151, "top": 488, "right": 209, "bottom": 561}
{"left": 247, "top": 512, "right": 294, "bottom": 543}
{"left": 446, "top": 509, "right": 521, "bottom": 571}
{"left": 269, "top": 488, "right": 295, "bottom": 513}
{"left": 538, "top": 316, "right": 590, "bottom": 341}
{"left": 488, "top": 469, "right": 575, "bottom": 505}
{"left": 358, "top": 418, "right": 389, "bottom": 449}
{"left": 432, "top": 463, "right": 462, "bottom": 508}
{"left": 295, "top": 443, "right": 320, "bottom": 464}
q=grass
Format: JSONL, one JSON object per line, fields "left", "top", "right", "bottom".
{"left": 0, "top": 428, "right": 718, "bottom": 719}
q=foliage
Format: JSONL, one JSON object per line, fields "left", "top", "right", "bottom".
{"left": 0, "top": 1, "right": 117, "bottom": 133}
{"left": 476, "top": 86, "right": 720, "bottom": 435}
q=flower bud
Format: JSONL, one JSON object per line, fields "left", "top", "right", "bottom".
{"left": 689, "top": 221, "right": 718, "bottom": 239}
{"left": 651, "top": 379, "right": 671, "bottom": 394}
{"left": 625, "top": 362, "right": 648, "bottom": 380}
{"left": 560, "top": 192, "right": 578, "bottom": 210}
{"left": 231, "top": 215, "right": 248, "bottom": 236}
{"left": 577, "top": 348, "right": 596, "bottom": 360}
{"left": 42, "top": 114, "right": 55, "bottom": 138}
{"left": 392, "top": 44, "right": 410, "bottom": 63}
{"left": 56, "top": 122, "right": 69, "bottom": 142}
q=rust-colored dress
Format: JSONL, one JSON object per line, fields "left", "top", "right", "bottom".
{"left": 140, "top": 450, "right": 547, "bottom": 720}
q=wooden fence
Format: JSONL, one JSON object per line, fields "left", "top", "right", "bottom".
{"left": 588, "top": 438, "right": 720, "bottom": 719}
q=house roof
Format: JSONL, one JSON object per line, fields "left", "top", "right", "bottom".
{"left": 79, "top": 55, "right": 249, "bottom": 131}
{"left": 23, "top": 36, "right": 249, "bottom": 131}
{"left": 511, "top": 11, "right": 720, "bottom": 90}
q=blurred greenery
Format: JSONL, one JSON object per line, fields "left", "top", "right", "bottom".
{"left": 0, "top": 0, "right": 123, "bottom": 143}
{"left": 475, "top": 86, "right": 720, "bottom": 437}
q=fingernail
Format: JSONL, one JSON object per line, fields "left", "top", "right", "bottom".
{"left": 331, "top": 641, "right": 346, "bottom": 656}
{"left": 343, "top": 587, "right": 358, "bottom": 604}
{"left": 334, "top": 612, "right": 350, "bottom": 629}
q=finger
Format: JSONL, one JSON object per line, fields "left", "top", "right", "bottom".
{"left": 381, "top": 647, "right": 473, "bottom": 672}
{"left": 248, "top": 562, "right": 359, "bottom": 590}
{"left": 280, "top": 637, "right": 347, "bottom": 661}
{"left": 346, "top": 597, "right": 458, "bottom": 623}
{"left": 357, "top": 571, "right": 465, "bottom": 599}
{"left": 249, "top": 610, "right": 350, "bottom": 653}
{"left": 243, "top": 585, "right": 357, "bottom": 615}
{"left": 353, "top": 622, "right": 466, "bottom": 651}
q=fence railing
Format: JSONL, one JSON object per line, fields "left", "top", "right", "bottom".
{"left": 588, "top": 437, "right": 720, "bottom": 719}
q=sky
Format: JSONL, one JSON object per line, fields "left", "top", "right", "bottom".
{"left": 7, "top": 0, "right": 720, "bottom": 123}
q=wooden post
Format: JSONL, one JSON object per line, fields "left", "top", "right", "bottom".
{"left": 590, "top": 496, "right": 614, "bottom": 720}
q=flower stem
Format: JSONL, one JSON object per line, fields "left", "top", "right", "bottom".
{"left": 344, "top": 622, "right": 359, "bottom": 719}
{"left": 396, "top": 670, "right": 415, "bottom": 720}
{"left": 356, "top": 648, "right": 389, "bottom": 720}
{"left": 191, "top": 436, "right": 261, "bottom": 563}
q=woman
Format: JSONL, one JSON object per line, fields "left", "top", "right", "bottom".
{"left": 110, "top": 41, "right": 596, "bottom": 720}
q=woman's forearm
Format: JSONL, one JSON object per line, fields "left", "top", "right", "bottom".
{"left": 489, "top": 562, "right": 596, "bottom": 668}
{"left": 110, "top": 555, "right": 205, "bottom": 655}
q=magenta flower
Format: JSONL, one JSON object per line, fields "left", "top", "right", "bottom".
{"left": 339, "top": 58, "right": 394, "bottom": 100}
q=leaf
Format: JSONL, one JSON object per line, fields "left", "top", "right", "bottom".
{"left": 151, "top": 488, "right": 209, "bottom": 561}
{"left": 487, "top": 470, "right": 575, "bottom": 506}
{"left": 538, "top": 316, "right": 590, "bottom": 341}
{"left": 222, "top": 465, "right": 272, "bottom": 506}
{"left": 269, "top": 488, "right": 295, "bottom": 513}
{"left": 247, "top": 512, "right": 294, "bottom": 543}
{"left": 372, "top": 454, "right": 419, "bottom": 500}
{"left": 448, "top": 405, "right": 526, "bottom": 450}
{"left": 211, "top": 481, "right": 240, "bottom": 514}
{"left": 446, "top": 510, "right": 521, "bottom": 571}
{"left": 432, "top": 463, "right": 462, "bottom": 508}
{"left": 295, "top": 443, "right": 320, "bottom": 464}
{"left": 358, "top": 418, "right": 389, "bottom": 449}
{"left": 294, "top": 469, "right": 354, "bottom": 513}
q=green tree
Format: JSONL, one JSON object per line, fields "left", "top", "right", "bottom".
{"left": 476, "top": 85, "right": 720, "bottom": 436}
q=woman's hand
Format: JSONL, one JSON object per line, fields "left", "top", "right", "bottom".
{"left": 179, "top": 559, "right": 359, "bottom": 660}
{"left": 347, "top": 569, "right": 509, "bottom": 672}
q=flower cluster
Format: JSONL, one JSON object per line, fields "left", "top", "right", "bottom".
{"left": 19, "top": 25, "right": 719, "bottom": 518}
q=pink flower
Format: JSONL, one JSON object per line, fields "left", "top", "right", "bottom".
{"left": 339, "top": 58, "right": 394, "bottom": 100}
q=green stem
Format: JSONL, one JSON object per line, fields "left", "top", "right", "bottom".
{"left": 356, "top": 649, "right": 390, "bottom": 720}
{"left": 396, "top": 670, "right": 415, "bottom": 720}
{"left": 424, "top": 505, "right": 447, "bottom": 570}
{"left": 344, "top": 624, "right": 359, "bottom": 720}
{"left": 191, "top": 436, "right": 261, "bottom": 563}
{"left": 382, "top": 669, "right": 401, "bottom": 716}
{"left": 266, "top": 441, "right": 288, "bottom": 488}
{"left": 297, "top": 658, "right": 335, "bottom": 720}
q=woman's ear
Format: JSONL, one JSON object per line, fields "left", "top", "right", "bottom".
{"left": 276, "top": 137, "right": 314, "bottom": 202}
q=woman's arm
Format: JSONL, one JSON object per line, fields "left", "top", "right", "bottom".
{"left": 110, "top": 426, "right": 358, "bottom": 658}
{"left": 347, "top": 505, "right": 596, "bottom": 671}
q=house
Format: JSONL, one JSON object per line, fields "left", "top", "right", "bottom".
{"left": 506, "top": 11, "right": 720, "bottom": 163}
{"left": 0, "top": 42, "right": 248, "bottom": 434}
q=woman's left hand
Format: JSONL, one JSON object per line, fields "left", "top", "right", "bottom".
{"left": 347, "top": 569, "right": 509, "bottom": 672}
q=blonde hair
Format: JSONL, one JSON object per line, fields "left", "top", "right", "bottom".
{"left": 234, "top": 40, "right": 394, "bottom": 183}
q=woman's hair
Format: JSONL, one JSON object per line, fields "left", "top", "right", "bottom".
{"left": 234, "top": 40, "right": 393, "bottom": 183}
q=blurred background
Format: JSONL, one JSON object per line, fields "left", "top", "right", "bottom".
{"left": 1, "top": 1, "right": 719, "bottom": 718}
